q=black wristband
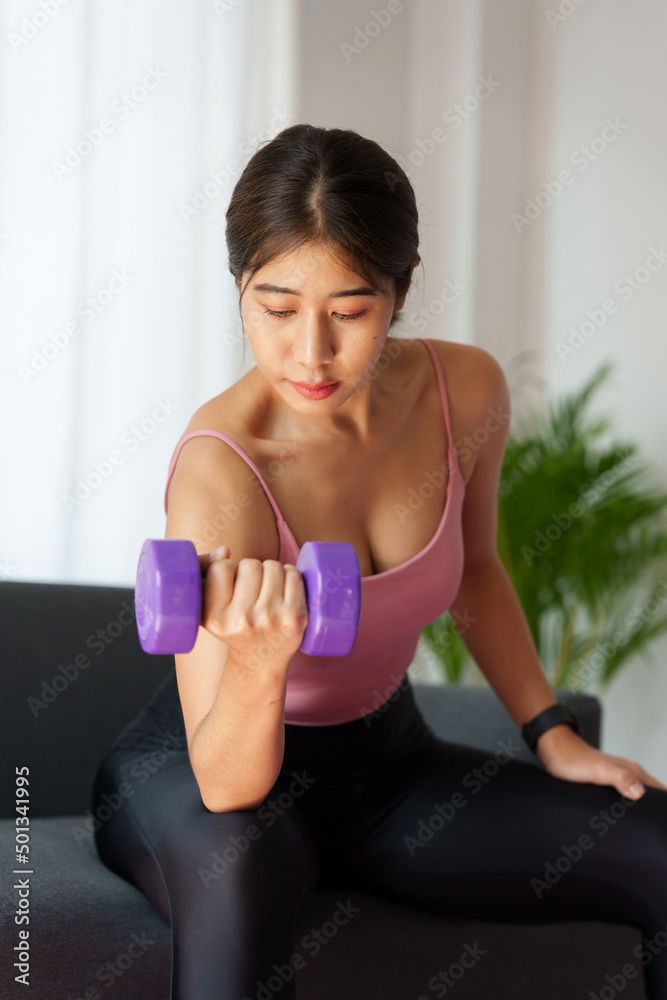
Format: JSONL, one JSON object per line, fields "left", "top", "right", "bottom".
{"left": 521, "top": 702, "right": 580, "bottom": 754}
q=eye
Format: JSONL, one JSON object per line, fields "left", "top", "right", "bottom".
{"left": 263, "top": 308, "right": 292, "bottom": 319}
{"left": 336, "top": 311, "right": 366, "bottom": 321}
{"left": 263, "top": 308, "right": 367, "bottom": 321}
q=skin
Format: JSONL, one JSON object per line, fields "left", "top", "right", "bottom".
{"left": 206, "top": 240, "right": 666, "bottom": 802}
{"left": 237, "top": 240, "right": 412, "bottom": 442}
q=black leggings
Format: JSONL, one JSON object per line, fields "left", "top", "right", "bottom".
{"left": 92, "top": 669, "right": 667, "bottom": 1000}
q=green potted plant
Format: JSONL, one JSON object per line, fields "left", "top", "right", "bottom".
{"left": 421, "top": 358, "right": 667, "bottom": 692}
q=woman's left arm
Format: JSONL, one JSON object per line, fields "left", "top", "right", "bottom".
{"left": 445, "top": 346, "right": 667, "bottom": 800}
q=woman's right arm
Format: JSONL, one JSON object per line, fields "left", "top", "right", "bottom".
{"left": 164, "top": 434, "right": 308, "bottom": 813}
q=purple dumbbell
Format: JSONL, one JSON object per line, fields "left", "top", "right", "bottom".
{"left": 134, "top": 538, "right": 362, "bottom": 657}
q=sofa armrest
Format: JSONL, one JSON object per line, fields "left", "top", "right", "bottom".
{"left": 411, "top": 682, "right": 601, "bottom": 768}
{"left": 0, "top": 581, "right": 174, "bottom": 818}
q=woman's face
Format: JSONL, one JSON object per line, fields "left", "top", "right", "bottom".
{"left": 238, "top": 242, "right": 407, "bottom": 414}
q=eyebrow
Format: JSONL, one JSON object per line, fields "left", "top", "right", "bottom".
{"left": 251, "top": 282, "right": 379, "bottom": 298}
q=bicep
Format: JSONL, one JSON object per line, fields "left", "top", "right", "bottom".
{"left": 457, "top": 350, "right": 512, "bottom": 573}
{"left": 164, "top": 436, "right": 281, "bottom": 753}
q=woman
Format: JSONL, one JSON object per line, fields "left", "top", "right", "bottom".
{"left": 93, "top": 123, "right": 667, "bottom": 1000}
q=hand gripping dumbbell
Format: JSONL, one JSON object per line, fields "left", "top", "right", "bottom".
{"left": 134, "top": 538, "right": 362, "bottom": 657}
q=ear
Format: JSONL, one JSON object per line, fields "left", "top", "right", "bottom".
{"left": 392, "top": 258, "right": 419, "bottom": 316}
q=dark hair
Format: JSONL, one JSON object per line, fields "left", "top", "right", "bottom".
{"left": 225, "top": 123, "right": 421, "bottom": 350}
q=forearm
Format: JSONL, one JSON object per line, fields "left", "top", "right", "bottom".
{"left": 190, "top": 658, "right": 289, "bottom": 813}
{"left": 448, "top": 555, "right": 560, "bottom": 730}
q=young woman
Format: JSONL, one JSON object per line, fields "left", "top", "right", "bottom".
{"left": 93, "top": 123, "right": 667, "bottom": 1000}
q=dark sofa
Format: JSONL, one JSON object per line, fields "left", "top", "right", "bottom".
{"left": 0, "top": 581, "right": 647, "bottom": 999}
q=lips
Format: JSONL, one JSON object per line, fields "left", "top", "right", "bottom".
{"left": 292, "top": 381, "right": 338, "bottom": 388}
{"left": 289, "top": 380, "right": 341, "bottom": 400}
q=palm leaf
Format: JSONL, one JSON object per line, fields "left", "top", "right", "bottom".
{"left": 423, "top": 360, "right": 667, "bottom": 692}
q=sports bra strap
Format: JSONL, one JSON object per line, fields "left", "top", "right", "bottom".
{"left": 163, "top": 429, "right": 286, "bottom": 520}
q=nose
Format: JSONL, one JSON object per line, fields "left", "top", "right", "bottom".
{"left": 293, "top": 314, "right": 336, "bottom": 370}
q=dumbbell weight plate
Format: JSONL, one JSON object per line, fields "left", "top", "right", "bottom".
{"left": 135, "top": 539, "right": 201, "bottom": 655}
{"left": 296, "top": 541, "right": 361, "bottom": 657}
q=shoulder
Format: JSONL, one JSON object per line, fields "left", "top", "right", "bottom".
{"left": 187, "top": 370, "right": 254, "bottom": 432}
{"left": 164, "top": 376, "right": 281, "bottom": 557}
{"left": 422, "top": 337, "right": 510, "bottom": 428}
{"left": 166, "top": 373, "right": 256, "bottom": 472}
{"left": 423, "top": 337, "right": 507, "bottom": 394}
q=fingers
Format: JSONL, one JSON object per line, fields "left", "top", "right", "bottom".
{"left": 283, "top": 563, "right": 306, "bottom": 602}
{"left": 198, "top": 544, "right": 230, "bottom": 573}
{"left": 601, "top": 759, "right": 645, "bottom": 800}
{"left": 635, "top": 764, "right": 667, "bottom": 792}
{"left": 545, "top": 744, "right": 667, "bottom": 802}
{"left": 624, "top": 778, "right": 645, "bottom": 800}
{"left": 200, "top": 550, "right": 238, "bottom": 632}
{"left": 283, "top": 563, "right": 309, "bottom": 629}
{"left": 255, "top": 561, "right": 308, "bottom": 642}
{"left": 613, "top": 759, "right": 667, "bottom": 800}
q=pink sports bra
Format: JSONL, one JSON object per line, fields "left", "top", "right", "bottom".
{"left": 163, "top": 337, "right": 465, "bottom": 726}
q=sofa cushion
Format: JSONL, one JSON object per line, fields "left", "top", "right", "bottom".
{"left": 0, "top": 816, "right": 171, "bottom": 999}
{"left": 412, "top": 683, "right": 601, "bottom": 763}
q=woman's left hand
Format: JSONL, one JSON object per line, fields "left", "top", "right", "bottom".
{"left": 535, "top": 724, "right": 667, "bottom": 800}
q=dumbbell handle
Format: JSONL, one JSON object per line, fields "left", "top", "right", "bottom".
{"left": 134, "top": 538, "right": 361, "bottom": 657}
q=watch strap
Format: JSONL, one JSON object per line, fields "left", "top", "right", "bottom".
{"left": 521, "top": 702, "right": 580, "bottom": 754}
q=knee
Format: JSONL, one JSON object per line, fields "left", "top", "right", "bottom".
{"left": 191, "top": 818, "right": 267, "bottom": 893}
{"left": 634, "top": 787, "right": 667, "bottom": 861}
{"left": 163, "top": 800, "right": 312, "bottom": 901}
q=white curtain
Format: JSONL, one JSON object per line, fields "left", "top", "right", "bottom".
{"left": 1, "top": 0, "right": 301, "bottom": 587}
{"left": 0, "top": 0, "right": 557, "bottom": 590}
